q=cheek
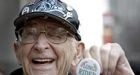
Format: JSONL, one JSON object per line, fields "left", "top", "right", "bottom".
{"left": 19, "top": 44, "right": 33, "bottom": 60}
{"left": 18, "top": 44, "right": 34, "bottom": 74}
{"left": 56, "top": 43, "right": 76, "bottom": 62}
{"left": 54, "top": 42, "right": 77, "bottom": 75}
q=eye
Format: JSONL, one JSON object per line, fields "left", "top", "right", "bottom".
{"left": 47, "top": 32, "right": 63, "bottom": 40}
{"left": 22, "top": 28, "right": 37, "bottom": 38}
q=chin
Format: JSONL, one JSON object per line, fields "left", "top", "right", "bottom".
{"left": 23, "top": 62, "right": 58, "bottom": 75}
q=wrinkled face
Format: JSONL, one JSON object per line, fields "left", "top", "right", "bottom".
{"left": 14, "top": 17, "right": 84, "bottom": 75}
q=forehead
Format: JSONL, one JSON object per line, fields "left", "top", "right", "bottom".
{"left": 24, "top": 17, "right": 64, "bottom": 28}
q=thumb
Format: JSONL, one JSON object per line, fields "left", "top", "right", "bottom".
{"left": 83, "top": 46, "right": 98, "bottom": 58}
{"left": 84, "top": 46, "right": 102, "bottom": 73}
{"left": 89, "top": 46, "right": 103, "bottom": 73}
{"left": 83, "top": 49, "right": 91, "bottom": 58}
{"left": 89, "top": 46, "right": 99, "bottom": 59}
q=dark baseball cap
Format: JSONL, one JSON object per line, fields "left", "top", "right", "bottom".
{"left": 14, "top": 0, "right": 81, "bottom": 41}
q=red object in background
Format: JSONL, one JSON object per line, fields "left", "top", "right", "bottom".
{"left": 103, "top": 11, "right": 114, "bottom": 44}
{"left": 103, "top": 32, "right": 113, "bottom": 44}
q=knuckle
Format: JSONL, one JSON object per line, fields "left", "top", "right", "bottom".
{"left": 100, "top": 44, "right": 111, "bottom": 53}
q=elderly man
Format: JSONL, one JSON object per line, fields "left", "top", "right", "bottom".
{"left": 11, "top": 0, "right": 134, "bottom": 75}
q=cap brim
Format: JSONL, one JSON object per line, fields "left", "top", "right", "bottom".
{"left": 14, "top": 12, "right": 77, "bottom": 34}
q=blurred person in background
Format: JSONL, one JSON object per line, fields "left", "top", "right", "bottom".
{"left": 10, "top": 0, "right": 134, "bottom": 75}
{"left": 0, "top": 65, "right": 4, "bottom": 75}
{"left": 0, "top": 71, "right": 4, "bottom": 75}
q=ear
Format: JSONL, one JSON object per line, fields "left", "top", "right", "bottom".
{"left": 71, "top": 41, "right": 85, "bottom": 65}
{"left": 13, "top": 41, "right": 21, "bottom": 64}
{"left": 71, "top": 41, "right": 85, "bottom": 67}
{"left": 70, "top": 42, "right": 85, "bottom": 75}
{"left": 76, "top": 42, "right": 85, "bottom": 60}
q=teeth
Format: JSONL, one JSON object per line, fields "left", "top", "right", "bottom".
{"left": 32, "top": 58, "right": 54, "bottom": 64}
{"left": 35, "top": 59, "right": 52, "bottom": 62}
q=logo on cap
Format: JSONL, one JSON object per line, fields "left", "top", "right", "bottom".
{"left": 22, "top": 7, "right": 30, "bottom": 15}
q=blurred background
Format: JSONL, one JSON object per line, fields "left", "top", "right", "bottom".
{"left": 0, "top": 0, "right": 140, "bottom": 75}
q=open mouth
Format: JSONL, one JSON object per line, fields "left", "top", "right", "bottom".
{"left": 32, "top": 58, "right": 55, "bottom": 64}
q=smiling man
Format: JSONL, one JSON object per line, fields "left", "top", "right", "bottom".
{"left": 12, "top": 0, "right": 84, "bottom": 75}
{"left": 13, "top": 17, "right": 83, "bottom": 75}
{"left": 11, "top": 0, "right": 134, "bottom": 75}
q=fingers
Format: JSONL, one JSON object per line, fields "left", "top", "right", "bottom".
{"left": 100, "top": 43, "right": 134, "bottom": 75}
{"left": 107, "top": 43, "right": 121, "bottom": 75}
{"left": 87, "top": 43, "right": 134, "bottom": 75}
{"left": 100, "top": 43, "right": 126, "bottom": 75}
{"left": 100, "top": 43, "right": 112, "bottom": 75}
{"left": 83, "top": 49, "right": 91, "bottom": 58}
{"left": 89, "top": 46, "right": 103, "bottom": 73}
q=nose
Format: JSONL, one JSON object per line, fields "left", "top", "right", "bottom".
{"left": 33, "top": 33, "right": 51, "bottom": 53}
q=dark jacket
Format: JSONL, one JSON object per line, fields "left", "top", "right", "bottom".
{"left": 10, "top": 68, "right": 72, "bottom": 75}
{"left": 10, "top": 68, "right": 23, "bottom": 75}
